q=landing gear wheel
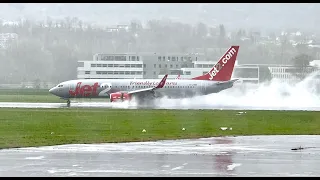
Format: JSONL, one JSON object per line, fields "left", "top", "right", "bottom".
{"left": 67, "top": 99, "right": 71, "bottom": 107}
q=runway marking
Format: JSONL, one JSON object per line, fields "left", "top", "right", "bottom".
{"left": 25, "top": 156, "right": 44, "bottom": 160}
{"left": 161, "top": 165, "right": 170, "bottom": 168}
{"left": 171, "top": 166, "right": 184, "bottom": 171}
{"left": 171, "top": 163, "right": 188, "bottom": 171}
{"left": 227, "top": 163, "right": 241, "bottom": 171}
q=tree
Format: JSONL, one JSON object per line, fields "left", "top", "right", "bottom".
{"left": 290, "top": 53, "right": 315, "bottom": 80}
{"left": 218, "top": 24, "right": 226, "bottom": 51}
{"left": 196, "top": 22, "right": 207, "bottom": 38}
{"left": 219, "top": 24, "right": 225, "bottom": 38}
{"left": 258, "top": 66, "right": 272, "bottom": 82}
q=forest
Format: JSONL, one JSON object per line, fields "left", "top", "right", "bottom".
{"left": 0, "top": 17, "right": 317, "bottom": 84}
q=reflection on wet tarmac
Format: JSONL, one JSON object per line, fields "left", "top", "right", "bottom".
{"left": 0, "top": 135, "right": 319, "bottom": 177}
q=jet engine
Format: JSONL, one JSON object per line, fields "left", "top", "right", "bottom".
{"left": 110, "top": 92, "right": 132, "bottom": 102}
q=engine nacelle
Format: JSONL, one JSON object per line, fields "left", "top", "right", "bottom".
{"left": 110, "top": 92, "right": 132, "bottom": 102}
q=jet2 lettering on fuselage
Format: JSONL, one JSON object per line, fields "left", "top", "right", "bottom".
{"left": 69, "top": 82, "right": 99, "bottom": 97}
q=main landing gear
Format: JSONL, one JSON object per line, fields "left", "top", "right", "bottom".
{"left": 66, "top": 99, "right": 71, "bottom": 107}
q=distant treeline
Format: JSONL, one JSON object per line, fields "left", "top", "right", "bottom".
{"left": 0, "top": 17, "right": 315, "bottom": 84}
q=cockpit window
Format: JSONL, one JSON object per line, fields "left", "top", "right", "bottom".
{"left": 57, "top": 84, "right": 63, "bottom": 88}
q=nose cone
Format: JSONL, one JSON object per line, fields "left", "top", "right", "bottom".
{"left": 49, "top": 87, "right": 57, "bottom": 95}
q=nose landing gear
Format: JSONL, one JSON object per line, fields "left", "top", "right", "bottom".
{"left": 67, "top": 99, "right": 71, "bottom": 107}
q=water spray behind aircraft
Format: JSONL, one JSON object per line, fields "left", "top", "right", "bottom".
{"left": 118, "top": 71, "right": 320, "bottom": 110}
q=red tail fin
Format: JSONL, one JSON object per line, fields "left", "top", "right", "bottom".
{"left": 192, "top": 46, "right": 239, "bottom": 81}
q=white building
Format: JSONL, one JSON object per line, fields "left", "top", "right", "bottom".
{"left": 77, "top": 52, "right": 261, "bottom": 83}
{"left": 77, "top": 52, "right": 199, "bottom": 79}
{"left": 268, "top": 65, "right": 319, "bottom": 83}
{"left": 77, "top": 53, "right": 144, "bottom": 79}
{"left": 158, "top": 61, "right": 260, "bottom": 84}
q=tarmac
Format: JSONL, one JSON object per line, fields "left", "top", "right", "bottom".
{"left": 0, "top": 135, "right": 319, "bottom": 177}
{"left": 1, "top": 102, "right": 320, "bottom": 111}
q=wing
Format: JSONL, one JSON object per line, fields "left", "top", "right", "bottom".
{"left": 127, "top": 74, "right": 168, "bottom": 96}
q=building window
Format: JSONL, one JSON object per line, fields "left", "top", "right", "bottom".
{"left": 114, "top": 64, "right": 119, "bottom": 67}
{"left": 176, "top": 64, "right": 179, "bottom": 68}
{"left": 108, "top": 64, "right": 113, "bottom": 67}
{"left": 132, "top": 56, "right": 136, "bottom": 61}
{"left": 158, "top": 56, "right": 161, "bottom": 61}
{"left": 180, "top": 57, "right": 183, "bottom": 61}
{"left": 143, "top": 71, "right": 146, "bottom": 75}
{"left": 172, "top": 57, "right": 176, "bottom": 61}
{"left": 143, "top": 64, "right": 146, "bottom": 68}
{"left": 163, "top": 56, "right": 165, "bottom": 61}
{"left": 170, "top": 64, "right": 173, "bottom": 68}
{"left": 165, "top": 64, "right": 167, "bottom": 68}
{"left": 154, "top": 64, "right": 156, "bottom": 68}
{"left": 78, "top": 62, "right": 84, "bottom": 67}
{"left": 137, "top": 56, "right": 140, "bottom": 61}
{"left": 154, "top": 71, "right": 156, "bottom": 75}
{"left": 91, "top": 64, "right": 96, "bottom": 67}
{"left": 137, "top": 64, "right": 142, "bottom": 68}
{"left": 103, "top": 64, "right": 107, "bottom": 67}
{"left": 168, "top": 56, "right": 171, "bottom": 61}
{"left": 85, "top": 71, "right": 90, "bottom": 74}
{"left": 159, "top": 64, "right": 161, "bottom": 68}
{"left": 185, "top": 71, "right": 191, "bottom": 75}
{"left": 125, "top": 64, "right": 130, "bottom": 68}
{"left": 115, "top": 56, "right": 126, "bottom": 61}
{"left": 97, "top": 64, "right": 102, "bottom": 67}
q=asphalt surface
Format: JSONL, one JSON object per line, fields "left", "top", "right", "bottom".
{"left": 1, "top": 102, "right": 320, "bottom": 111}
{"left": 0, "top": 135, "right": 319, "bottom": 177}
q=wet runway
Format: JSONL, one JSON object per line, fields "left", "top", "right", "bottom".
{"left": 0, "top": 135, "right": 319, "bottom": 177}
{"left": 1, "top": 102, "right": 320, "bottom": 111}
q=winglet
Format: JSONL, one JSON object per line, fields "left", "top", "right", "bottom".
{"left": 176, "top": 74, "right": 181, "bottom": 80}
{"left": 155, "top": 74, "right": 168, "bottom": 88}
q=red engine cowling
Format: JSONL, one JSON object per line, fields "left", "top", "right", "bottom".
{"left": 110, "top": 92, "right": 132, "bottom": 102}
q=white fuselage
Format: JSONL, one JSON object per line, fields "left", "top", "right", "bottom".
{"left": 50, "top": 79, "right": 234, "bottom": 99}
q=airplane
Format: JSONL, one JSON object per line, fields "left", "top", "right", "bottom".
{"left": 49, "top": 46, "right": 240, "bottom": 107}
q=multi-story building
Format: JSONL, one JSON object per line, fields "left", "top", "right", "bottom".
{"left": 77, "top": 53, "right": 144, "bottom": 79}
{"left": 158, "top": 61, "right": 260, "bottom": 84}
{"left": 77, "top": 52, "right": 263, "bottom": 83}
{"left": 268, "top": 65, "right": 319, "bottom": 83}
{"left": 77, "top": 52, "right": 204, "bottom": 79}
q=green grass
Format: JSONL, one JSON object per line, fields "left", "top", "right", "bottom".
{"left": 0, "top": 89, "right": 109, "bottom": 103}
{"left": 0, "top": 108, "right": 319, "bottom": 149}
{"left": 0, "top": 88, "right": 61, "bottom": 103}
